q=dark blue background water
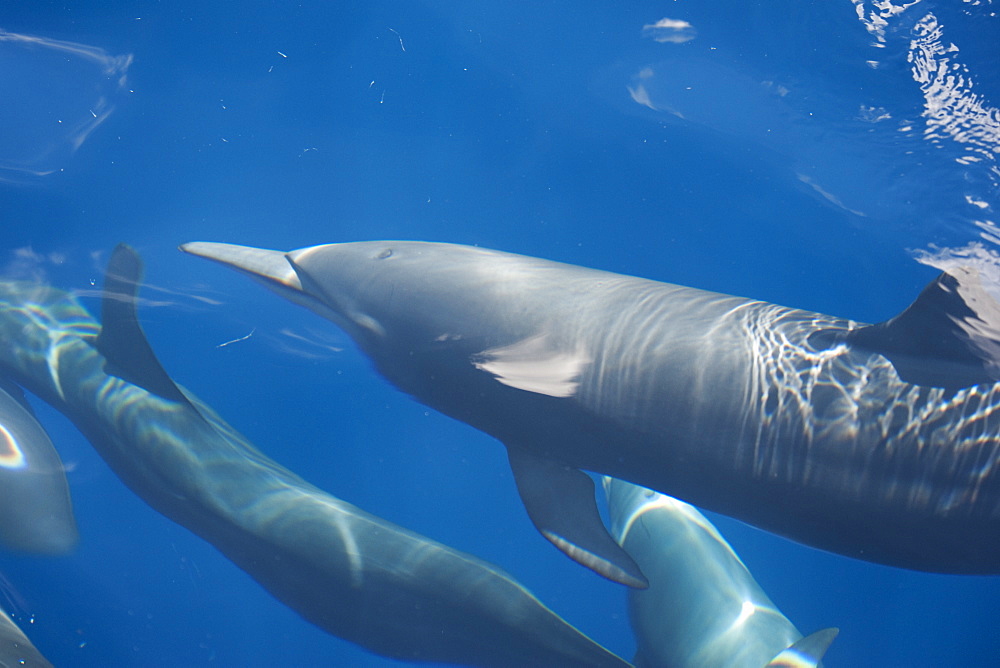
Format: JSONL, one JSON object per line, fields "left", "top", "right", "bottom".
{"left": 2, "top": 1, "right": 998, "bottom": 665}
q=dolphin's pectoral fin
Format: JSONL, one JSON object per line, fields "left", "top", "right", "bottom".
{"left": 846, "top": 267, "right": 1000, "bottom": 389}
{"left": 96, "top": 244, "right": 195, "bottom": 409}
{"left": 507, "top": 448, "right": 649, "bottom": 589}
{"left": 764, "top": 627, "right": 839, "bottom": 667}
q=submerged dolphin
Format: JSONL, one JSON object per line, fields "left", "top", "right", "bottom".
{"left": 0, "top": 604, "right": 52, "bottom": 668}
{"left": 0, "top": 246, "right": 631, "bottom": 667}
{"left": 182, "top": 240, "right": 1000, "bottom": 586}
{"left": 0, "top": 378, "right": 77, "bottom": 554}
{"left": 604, "top": 478, "right": 837, "bottom": 667}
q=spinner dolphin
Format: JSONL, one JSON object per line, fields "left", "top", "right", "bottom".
{"left": 182, "top": 240, "right": 1000, "bottom": 586}
{"left": 0, "top": 247, "right": 631, "bottom": 667}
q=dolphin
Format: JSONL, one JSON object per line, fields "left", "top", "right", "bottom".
{"left": 0, "top": 604, "right": 52, "bottom": 668}
{"left": 181, "top": 240, "right": 1000, "bottom": 587}
{"left": 0, "top": 246, "right": 632, "bottom": 667}
{"left": 0, "top": 377, "right": 77, "bottom": 554}
{"left": 604, "top": 477, "right": 838, "bottom": 667}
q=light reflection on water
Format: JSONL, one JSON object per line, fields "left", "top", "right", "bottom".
{"left": 0, "top": 30, "right": 132, "bottom": 184}
{"left": 624, "top": 3, "right": 998, "bottom": 249}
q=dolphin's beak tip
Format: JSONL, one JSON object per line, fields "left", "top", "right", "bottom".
{"left": 180, "top": 241, "right": 245, "bottom": 263}
{"left": 178, "top": 241, "right": 204, "bottom": 257}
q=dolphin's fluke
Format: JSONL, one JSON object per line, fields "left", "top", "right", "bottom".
{"left": 847, "top": 267, "right": 1000, "bottom": 390}
{"left": 96, "top": 244, "right": 193, "bottom": 407}
{"left": 508, "top": 449, "right": 649, "bottom": 589}
{"left": 764, "top": 627, "right": 839, "bottom": 667}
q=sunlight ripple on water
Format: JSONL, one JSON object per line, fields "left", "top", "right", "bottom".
{"left": 0, "top": 30, "right": 132, "bottom": 183}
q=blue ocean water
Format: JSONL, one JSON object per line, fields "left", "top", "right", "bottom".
{"left": 1, "top": 1, "right": 998, "bottom": 665}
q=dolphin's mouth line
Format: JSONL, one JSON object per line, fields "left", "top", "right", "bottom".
{"left": 285, "top": 256, "right": 387, "bottom": 347}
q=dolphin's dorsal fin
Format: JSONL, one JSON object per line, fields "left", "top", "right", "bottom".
{"left": 96, "top": 244, "right": 193, "bottom": 407}
{"left": 847, "top": 268, "right": 1000, "bottom": 390}
{"left": 506, "top": 448, "right": 649, "bottom": 589}
{"left": 765, "top": 627, "right": 839, "bottom": 667}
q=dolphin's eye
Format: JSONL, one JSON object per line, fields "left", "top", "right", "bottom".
{"left": 376, "top": 248, "right": 393, "bottom": 259}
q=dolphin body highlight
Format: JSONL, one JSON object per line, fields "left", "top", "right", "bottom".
{"left": 604, "top": 478, "right": 838, "bottom": 667}
{"left": 0, "top": 604, "right": 52, "bottom": 668}
{"left": 0, "top": 378, "right": 77, "bottom": 554}
{"left": 182, "top": 240, "right": 1000, "bottom": 586}
{"left": 0, "top": 246, "right": 631, "bottom": 667}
